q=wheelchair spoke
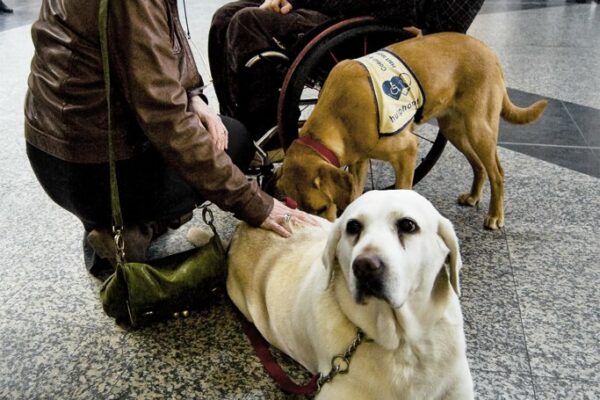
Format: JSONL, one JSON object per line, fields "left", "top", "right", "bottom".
{"left": 328, "top": 50, "right": 340, "bottom": 64}
{"left": 299, "top": 98, "right": 318, "bottom": 106}
{"left": 412, "top": 132, "right": 435, "bottom": 144}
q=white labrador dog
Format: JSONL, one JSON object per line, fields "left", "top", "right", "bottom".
{"left": 227, "top": 190, "right": 473, "bottom": 399}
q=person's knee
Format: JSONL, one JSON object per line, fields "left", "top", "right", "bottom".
{"left": 227, "top": 117, "right": 253, "bottom": 148}
{"left": 211, "top": 1, "right": 255, "bottom": 28}
{"left": 228, "top": 7, "right": 272, "bottom": 34}
{"left": 223, "top": 116, "right": 255, "bottom": 168}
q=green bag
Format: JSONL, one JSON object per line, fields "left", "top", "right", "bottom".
{"left": 99, "top": 209, "right": 226, "bottom": 327}
{"left": 98, "top": 0, "right": 226, "bottom": 327}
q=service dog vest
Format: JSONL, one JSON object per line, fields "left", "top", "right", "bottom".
{"left": 355, "top": 50, "right": 425, "bottom": 135}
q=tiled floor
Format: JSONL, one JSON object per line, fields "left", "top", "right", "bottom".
{"left": 1, "top": 1, "right": 599, "bottom": 399}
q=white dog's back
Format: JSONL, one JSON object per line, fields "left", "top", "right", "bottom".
{"left": 227, "top": 220, "right": 337, "bottom": 366}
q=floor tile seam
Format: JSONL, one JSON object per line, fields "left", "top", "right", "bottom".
{"left": 530, "top": 373, "right": 599, "bottom": 386}
{"left": 560, "top": 100, "right": 594, "bottom": 150}
{"left": 71, "top": 345, "right": 134, "bottom": 399}
{"left": 0, "top": 311, "right": 118, "bottom": 336}
{"left": 478, "top": 4, "right": 574, "bottom": 15}
{"left": 468, "top": 366, "right": 534, "bottom": 378}
{"left": 0, "top": 280, "right": 30, "bottom": 310}
{"left": 53, "top": 323, "right": 133, "bottom": 398}
{"left": 499, "top": 142, "right": 600, "bottom": 150}
{"left": 102, "top": 337, "right": 167, "bottom": 399}
{"left": 501, "top": 227, "right": 539, "bottom": 400}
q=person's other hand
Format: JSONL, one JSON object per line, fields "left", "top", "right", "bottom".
{"left": 403, "top": 26, "right": 423, "bottom": 37}
{"left": 260, "top": 199, "right": 319, "bottom": 238}
{"left": 260, "top": 0, "right": 293, "bottom": 14}
{"left": 190, "top": 95, "right": 228, "bottom": 151}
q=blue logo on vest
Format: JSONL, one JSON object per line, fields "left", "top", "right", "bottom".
{"left": 382, "top": 74, "right": 411, "bottom": 100}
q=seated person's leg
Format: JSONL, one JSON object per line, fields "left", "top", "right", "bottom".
{"left": 215, "top": 6, "right": 328, "bottom": 141}
{"left": 221, "top": 115, "right": 255, "bottom": 171}
{"left": 209, "top": 0, "right": 262, "bottom": 116}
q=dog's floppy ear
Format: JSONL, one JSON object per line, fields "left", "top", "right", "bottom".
{"left": 318, "top": 165, "right": 354, "bottom": 211}
{"left": 322, "top": 218, "right": 342, "bottom": 286}
{"left": 437, "top": 216, "right": 462, "bottom": 297}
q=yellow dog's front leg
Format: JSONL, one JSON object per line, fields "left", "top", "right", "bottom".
{"left": 370, "top": 132, "right": 418, "bottom": 189}
{"left": 348, "top": 160, "right": 369, "bottom": 198}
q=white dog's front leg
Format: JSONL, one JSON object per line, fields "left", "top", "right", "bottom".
{"left": 316, "top": 381, "right": 369, "bottom": 400}
{"left": 443, "top": 369, "right": 474, "bottom": 400}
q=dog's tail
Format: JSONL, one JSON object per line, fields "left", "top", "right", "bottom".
{"left": 501, "top": 92, "right": 548, "bottom": 125}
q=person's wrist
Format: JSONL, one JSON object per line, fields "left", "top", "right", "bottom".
{"left": 190, "top": 95, "right": 203, "bottom": 106}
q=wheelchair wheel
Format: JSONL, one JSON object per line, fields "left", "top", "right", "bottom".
{"left": 277, "top": 18, "right": 447, "bottom": 185}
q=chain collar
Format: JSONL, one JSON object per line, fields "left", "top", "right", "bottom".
{"left": 317, "top": 328, "right": 367, "bottom": 391}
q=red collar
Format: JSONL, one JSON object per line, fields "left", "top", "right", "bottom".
{"left": 296, "top": 136, "right": 341, "bottom": 168}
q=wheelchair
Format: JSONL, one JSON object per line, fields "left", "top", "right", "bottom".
{"left": 242, "top": 16, "right": 447, "bottom": 189}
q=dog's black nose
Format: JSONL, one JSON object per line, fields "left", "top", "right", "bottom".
{"left": 353, "top": 254, "right": 384, "bottom": 280}
{"left": 353, "top": 254, "right": 385, "bottom": 301}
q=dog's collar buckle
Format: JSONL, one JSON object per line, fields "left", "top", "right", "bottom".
{"left": 296, "top": 136, "right": 341, "bottom": 168}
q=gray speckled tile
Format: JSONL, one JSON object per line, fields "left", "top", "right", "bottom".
{"left": 0, "top": 191, "right": 86, "bottom": 320}
{"left": 505, "top": 227, "right": 600, "bottom": 383}
{"left": 472, "top": 369, "right": 536, "bottom": 400}
{"left": 0, "top": 268, "right": 118, "bottom": 331}
{"left": 469, "top": 5, "right": 600, "bottom": 109}
{"left": 460, "top": 233, "right": 531, "bottom": 376}
{"left": 0, "top": 319, "right": 104, "bottom": 400}
{"left": 503, "top": 174, "right": 600, "bottom": 231}
{"left": 57, "top": 329, "right": 134, "bottom": 399}
{"left": 498, "top": 147, "right": 600, "bottom": 231}
{"left": 107, "top": 294, "right": 306, "bottom": 400}
{"left": 533, "top": 375, "right": 600, "bottom": 400}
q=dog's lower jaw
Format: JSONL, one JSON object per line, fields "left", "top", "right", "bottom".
{"left": 355, "top": 291, "right": 390, "bottom": 305}
{"left": 355, "top": 279, "right": 387, "bottom": 304}
{"left": 335, "top": 278, "right": 401, "bottom": 351}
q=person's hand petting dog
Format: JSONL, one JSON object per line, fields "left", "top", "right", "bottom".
{"left": 261, "top": 199, "right": 319, "bottom": 238}
{"left": 260, "top": 0, "right": 293, "bottom": 14}
{"left": 190, "top": 95, "right": 229, "bottom": 151}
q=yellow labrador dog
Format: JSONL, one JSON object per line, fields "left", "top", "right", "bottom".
{"left": 278, "top": 32, "right": 548, "bottom": 229}
{"left": 228, "top": 190, "right": 473, "bottom": 399}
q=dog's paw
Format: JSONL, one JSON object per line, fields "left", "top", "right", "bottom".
{"left": 457, "top": 193, "right": 480, "bottom": 207}
{"left": 186, "top": 227, "right": 213, "bottom": 247}
{"left": 484, "top": 215, "right": 504, "bottom": 230}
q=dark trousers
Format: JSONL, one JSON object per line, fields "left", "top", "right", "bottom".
{"left": 208, "top": 2, "right": 328, "bottom": 140}
{"left": 26, "top": 116, "right": 254, "bottom": 231}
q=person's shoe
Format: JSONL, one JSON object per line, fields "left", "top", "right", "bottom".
{"left": 86, "top": 223, "right": 154, "bottom": 267}
{"left": 0, "top": 1, "right": 13, "bottom": 13}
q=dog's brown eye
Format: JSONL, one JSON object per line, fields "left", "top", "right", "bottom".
{"left": 316, "top": 206, "right": 327, "bottom": 215}
{"left": 397, "top": 218, "right": 418, "bottom": 233}
{"left": 346, "top": 219, "right": 362, "bottom": 235}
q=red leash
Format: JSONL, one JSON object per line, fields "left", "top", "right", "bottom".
{"left": 237, "top": 313, "right": 320, "bottom": 395}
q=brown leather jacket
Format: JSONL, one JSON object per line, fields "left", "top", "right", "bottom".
{"left": 24, "top": 0, "right": 273, "bottom": 226}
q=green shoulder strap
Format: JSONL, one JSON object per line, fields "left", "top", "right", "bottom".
{"left": 99, "top": 0, "right": 125, "bottom": 261}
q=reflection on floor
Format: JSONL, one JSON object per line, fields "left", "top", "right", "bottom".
{"left": 1, "top": 1, "right": 599, "bottom": 399}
